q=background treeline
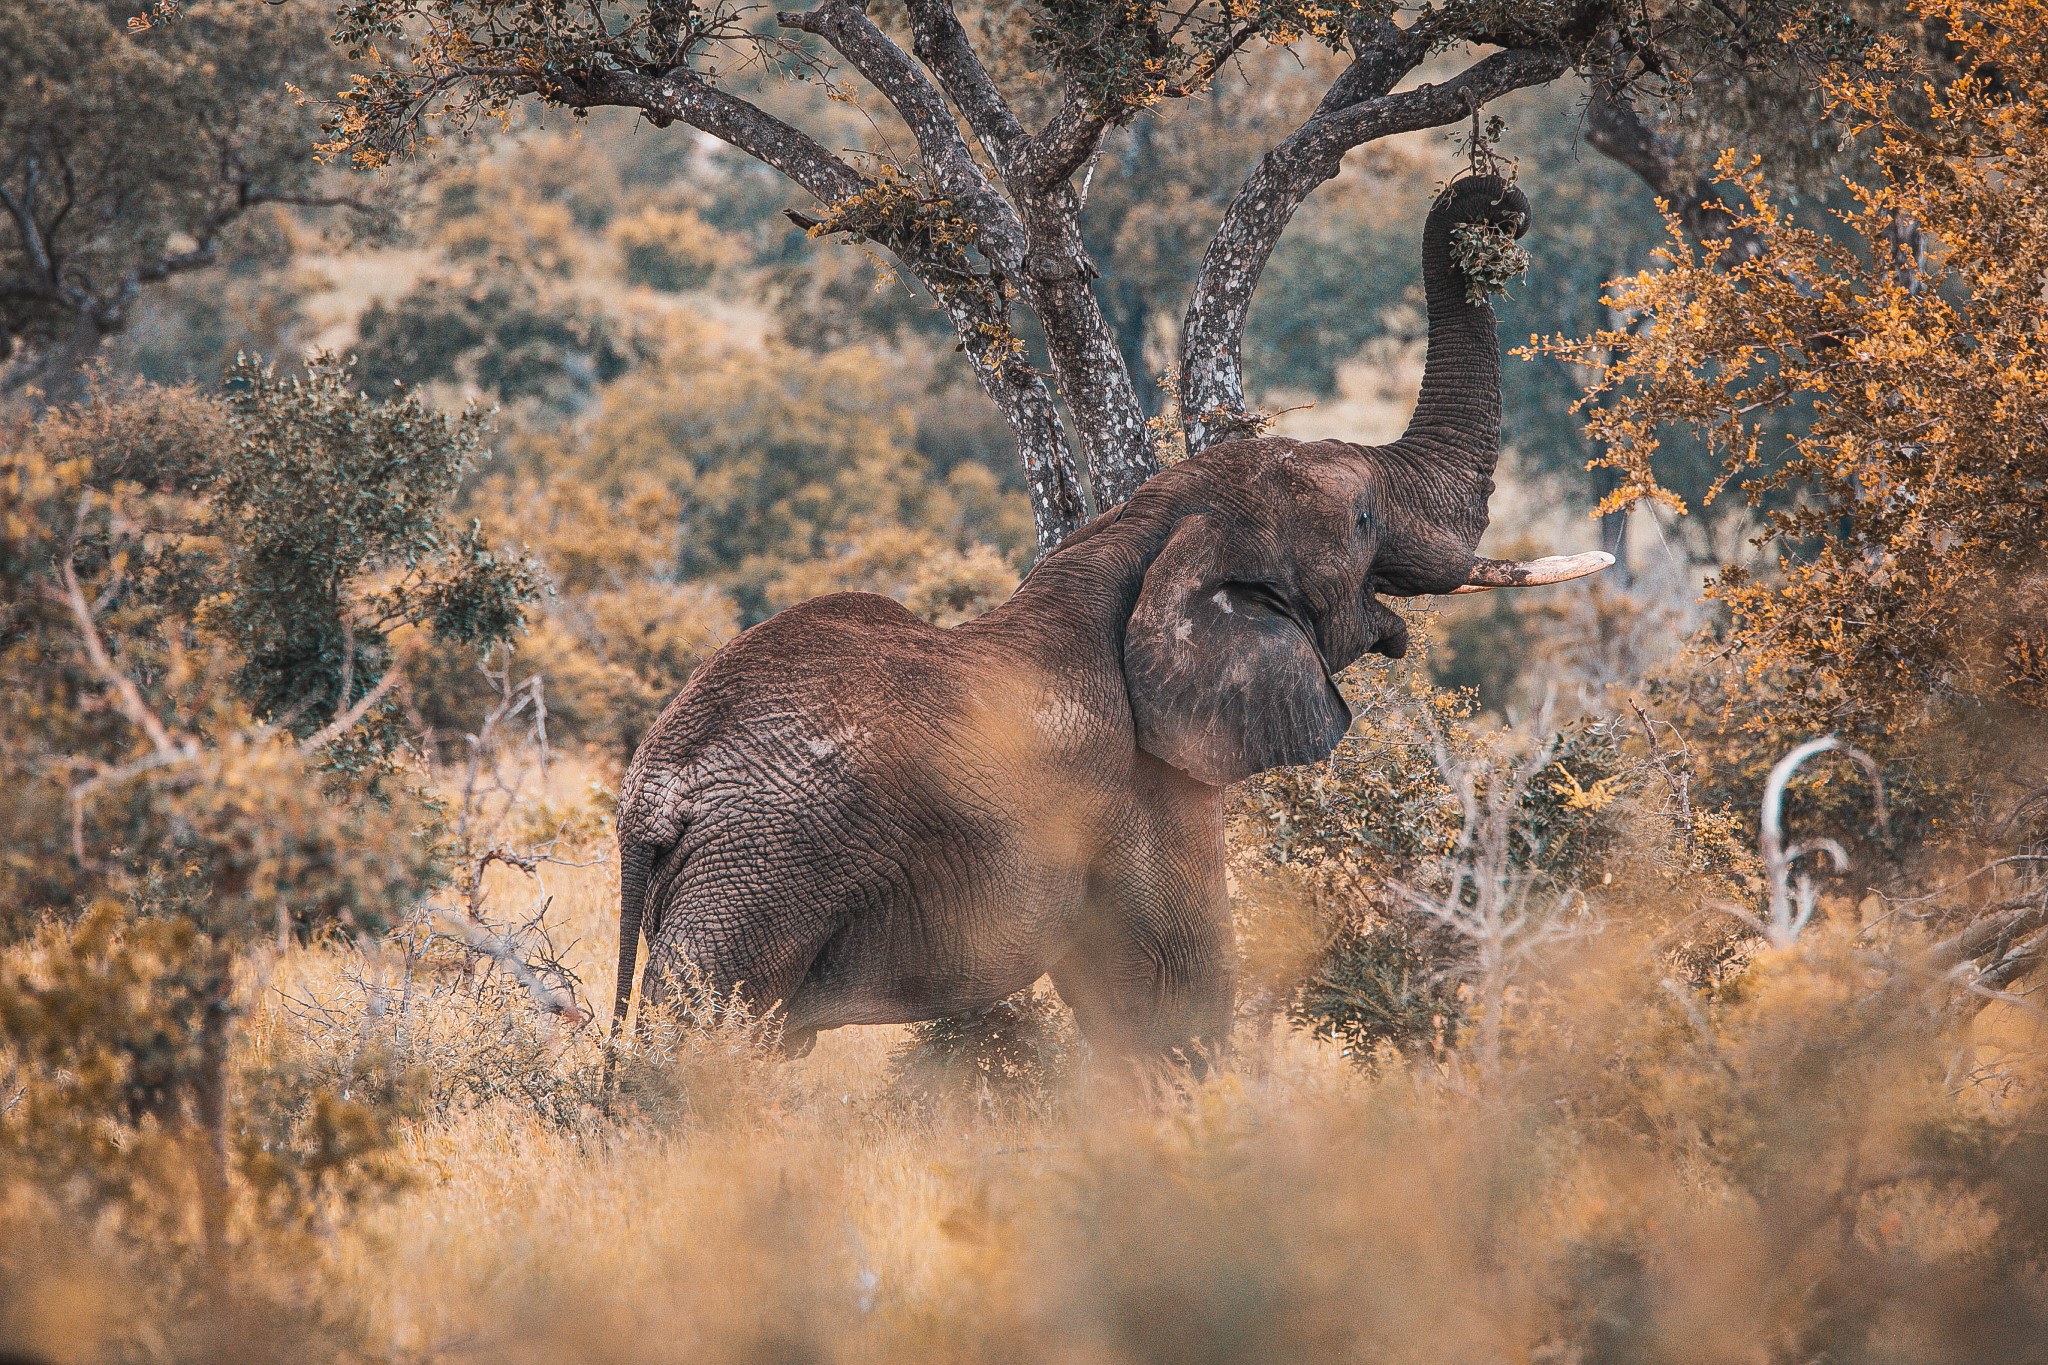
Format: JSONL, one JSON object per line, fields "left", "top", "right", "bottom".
{"left": 104, "top": 54, "right": 1683, "bottom": 711}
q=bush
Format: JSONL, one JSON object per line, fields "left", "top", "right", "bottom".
{"left": 353, "top": 274, "right": 634, "bottom": 411}
{"left": 1288, "top": 910, "right": 1468, "bottom": 1067}
{"left": 612, "top": 207, "right": 737, "bottom": 292}
{"left": 889, "top": 986, "right": 1079, "bottom": 1117}
{"left": 0, "top": 369, "right": 538, "bottom": 1358}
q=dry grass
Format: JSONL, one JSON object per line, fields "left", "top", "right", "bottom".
{"left": 222, "top": 758, "right": 2048, "bottom": 1363}
{"left": 13, "top": 740, "right": 2047, "bottom": 1365}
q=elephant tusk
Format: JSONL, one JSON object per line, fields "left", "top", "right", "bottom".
{"left": 1449, "top": 551, "right": 1616, "bottom": 593}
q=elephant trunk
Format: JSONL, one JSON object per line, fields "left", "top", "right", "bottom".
{"left": 602, "top": 840, "right": 655, "bottom": 1102}
{"left": 1388, "top": 175, "right": 1530, "bottom": 557}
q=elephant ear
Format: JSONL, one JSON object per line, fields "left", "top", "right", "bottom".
{"left": 1123, "top": 515, "right": 1352, "bottom": 786}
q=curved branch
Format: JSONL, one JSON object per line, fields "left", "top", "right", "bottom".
{"left": 1760, "top": 735, "right": 1886, "bottom": 945}
{"left": 1179, "top": 45, "right": 1567, "bottom": 451}
{"left": 1585, "top": 81, "right": 1761, "bottom": 265}
{"left": 778, "top": 0, "right": 1028, "bottom": 272}
{"left": 50, "top": 539, "right": 185, "bottom": 761}
{"left": 560, "top": 64, "right": 872, "bottom": 206}
{"left": 538, "top": 60, "right": 1087, "bottom": 551}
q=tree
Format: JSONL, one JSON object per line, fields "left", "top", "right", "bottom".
{"left": 0, "top": 0, "right": 378, "bottom": 402}
{"left": 326, "top": 0, "right": 1884, "bottom": 555}
{"left": 1540, "top": 0, "right": 2048, "bottom": 918}
{"left": 0, "top": 364, "right": 538, "bottom": 1286}
{"left": 1547, "top": 0, "right": 2046, "bottom": 737}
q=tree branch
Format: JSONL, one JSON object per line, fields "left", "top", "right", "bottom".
{"left": 1013, "top": 96, "right": 1110, "bottom": 192}
{"left": 555, "top": 63, "right": 872, "bottom": 207}
{"left": 1931, "top": 898, "right": 2048, "bottom": 976}
{"left": 1314, "top": 15, "right": 1427, "bottom": 119}
{"left": 1011, "top": 19, "right": 1265, "bottom": 193}
{"left": 0, "top": 168, "right": 59, "bottom": 288}
{"left": 1584, "top": 80, "right": 1761, "bottom": 265}
{"left": 531, "top": 58, "right": 1090, "bottom": 550}
{"left": 777, "top": 0, "right": 1029, "bottom": 272}
{"left": 5, "top": 137, "right": 382, "bottom": 347}
{"left": 1180, "top": 44, "right": 1566, "bottom": 450}
{"left": 901, "top": 0, "right": 1030, "bottom": 169}
{"left": 50, "top": 538, "right": 185, "bottom": 761}
{"left": 300, "top": 657, "right": 408, "bottom": 755}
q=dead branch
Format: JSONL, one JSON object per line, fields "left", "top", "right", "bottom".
{"left": 1759, "top": 736, "right": 1886, "bottom": 946}
{"left": 300, "top": 656, "right": 409, "bottom": 755}
{"left": 439, "top": 911, "right": 590, "bottom": 1026}
{"left": 51, "top": 523, "right": 185, "bottom": 760}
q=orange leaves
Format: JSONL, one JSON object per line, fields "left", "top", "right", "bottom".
{"left": 1534, "top": 4, "right": 2048, "bottom": 739}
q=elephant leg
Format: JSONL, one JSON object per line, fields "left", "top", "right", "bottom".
{"left": 1053, "top": 763, "right": 1235, "bottom": 1071}
{"left": 1051, "top": 856, "right": 1235, "bottom": 1072}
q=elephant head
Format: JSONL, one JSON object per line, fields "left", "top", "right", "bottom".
{"left": 1117, "top": 174, "right": 1610, "bottom": 786}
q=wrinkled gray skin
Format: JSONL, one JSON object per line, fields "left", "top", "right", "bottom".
{"left": 614, "top": 177, "right": 1531, "bottom": 1064}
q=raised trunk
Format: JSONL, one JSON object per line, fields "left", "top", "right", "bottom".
{"left": 1177, "top": 47, "right": 1564, "bottom": 456}
{"left": 1399, "top": 178, "right": 1521, "bottom": 474}
{"left": 1379, "top": 176, "right": 1530, "bottom": 559}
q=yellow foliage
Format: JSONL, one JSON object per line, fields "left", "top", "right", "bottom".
{"left": 765, "top": 523, "right": 1019, "bottom": 626}
{"left": 1549, "top": 761, "right": 1623, "bottom": 812}
{"left": 1536, "top": 0, "right": 2048, "bottom": 750}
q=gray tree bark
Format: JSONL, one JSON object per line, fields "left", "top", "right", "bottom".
{"left": 502, "top": 4, "right": 1577, "bottom": 553}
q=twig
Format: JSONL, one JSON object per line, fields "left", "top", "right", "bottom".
{"left": 439, "top": 911, "right": 590, "bottom": 1025}
{"left": 65, "top": 746, "right": 198, "bottom": 864}
{"left": 51, "top": 531, "right": 184, "bottom": 759}
{"left": 300, "top": 656, "right": 407, "bottom": 754}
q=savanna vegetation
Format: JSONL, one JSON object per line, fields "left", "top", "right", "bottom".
{"left": 4, "top": 0, "right": 2048, "bottom": 1360}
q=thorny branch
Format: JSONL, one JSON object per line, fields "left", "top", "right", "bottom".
{"left": 442, "top": 909, "right": 591, "bottom": 1025}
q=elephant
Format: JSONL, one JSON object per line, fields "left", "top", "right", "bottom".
{"left": 608, "top": 174, "right": 1610, "bottom": 1065}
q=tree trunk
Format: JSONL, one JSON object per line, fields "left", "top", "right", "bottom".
{"left": 1011, "top": 180, "right": 1156, "bottom": 512}
{"left": 975, "top": 349, "right": 1091, "bottom": 557}
{"left": 929, "top": 273, "right": 1091, "bottom": 555}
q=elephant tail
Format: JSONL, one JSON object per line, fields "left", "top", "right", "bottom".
{"left": 602, "top": 838, "right": 657, "bottom": 1105}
